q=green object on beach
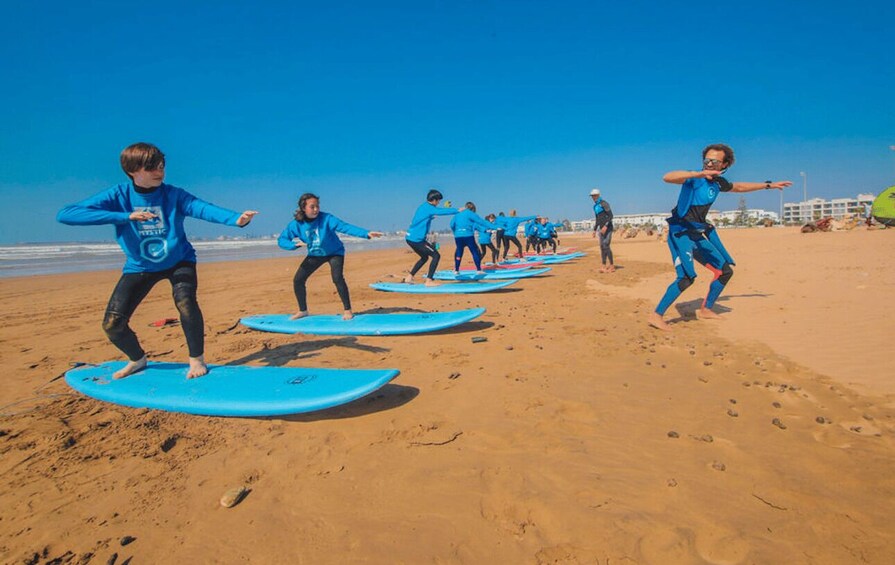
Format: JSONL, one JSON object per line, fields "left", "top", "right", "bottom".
{"left": 871, "top": 186, "right": 895, "bottom": 226}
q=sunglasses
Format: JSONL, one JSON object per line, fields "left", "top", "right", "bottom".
{"left": 703, "top": 158, "right": 725, "bottom": 167}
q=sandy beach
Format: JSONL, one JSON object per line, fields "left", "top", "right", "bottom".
{"left": 1, "top": 226, "right": 893, "bottom": 564}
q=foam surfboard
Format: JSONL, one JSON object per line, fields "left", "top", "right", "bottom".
{"left": 370, "top": 280, "right": 517, "bottom": 294}
{"left": 460, "top": 263, "right": 532, "bottom": 272}
{"left": 240, "top": 307, "right": 486, "bottom": 336}
{"left": 65, "top": 361, "right": 399, "bottom": 417}
{"left": 433, "top": 267, "right": 551, "bottom": 281}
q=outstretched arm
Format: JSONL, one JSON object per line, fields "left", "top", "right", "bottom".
{"left": 663, "top": 170, "right": 722, "bottom": 184}
{"left": 731, "top": 181, "right": 792, "bottom": 193}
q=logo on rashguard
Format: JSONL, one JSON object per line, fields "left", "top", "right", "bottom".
{"left": 140, "top": 237, "right": 169, "bottom": 263}
{"left": 135, "top": 206, "right": 166, "bottom": 236}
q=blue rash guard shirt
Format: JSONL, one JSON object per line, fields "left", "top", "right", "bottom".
{"left": 593, "top": 198, "right": 614, "bottom": 231}
{"left": 450, "top": 209, "right": 498, "bottom": 238}
{"left": 278, "top": 211, "right": 370, "bottom": 256}
{"left": 477, "top": 228, "right": 495, "bottom": 245}
{"left": 56, "top": 182, "right": 242, "bottom": 273}
{"left": 524, "top": 220, "right": 539, "bottom": 237}
{"left": 536, "top": 223, "right": 554, "bottom": 238}
{"left": 502, "top": 215, "right": 537, "bottom": 235}
{"left": 406, "top": 202, "right": 459, "bottom": 243}
{"left": 664, "top": 176, "right": 736, "bottom": 275}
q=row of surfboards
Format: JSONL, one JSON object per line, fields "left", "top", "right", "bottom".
{"left": 65, "top": 251, "right": 585, "bottom": 417}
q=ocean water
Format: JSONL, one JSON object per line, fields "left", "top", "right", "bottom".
{"left": 0, "top": 236, "right": 408, "bottom": 278}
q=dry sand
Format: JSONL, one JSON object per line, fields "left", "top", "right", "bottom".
{"left": 1, "top": 227, "right": 893, "bottom": 564}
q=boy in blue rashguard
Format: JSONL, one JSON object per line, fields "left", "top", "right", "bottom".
{"left": 278, "top": 193, "right": 382, "bottom": 320}
{"left": 648, "top": 143, "right": 791, "bottom": 331}
{"left": 404, "top": 189, "right": 459, "bottom": 286}
{"left": 56, "top": 143, "right": 258, "bottom": 379}
{"left": 500, "top": 210, "right": 537, "bottom": 260}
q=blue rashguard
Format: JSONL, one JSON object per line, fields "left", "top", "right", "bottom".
{"left": 450, "top": 209, "right": 498, "bottom": 238}
{"left": 406, "top": 202, "right": 459, "bottom": 243}
{"left": 502, "top": 215, "right": 537, "bottom": 235}
{"left": 477, "top": 228, "right": 495, "bottom": 245}
{"left": 524, "top": 220, "right": 539, "bottom": 238}
{"left": 536, "top": 223, "right": 553, "bottom": 238}
{"left": 278, "top": 212, "right": 370, "bottom": 256}
{"left": 56, "top": 182, "right": 242, "bottom": 273}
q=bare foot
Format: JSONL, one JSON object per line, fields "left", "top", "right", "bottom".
{"left": 606, "top": 265, "right": 616, "bottom": 273}
{"left": 475, "top": 270, "right": 486, "bottom": 275}
{"left": 342, "top": 310, "right": 354, "bottom": 320}
{"left": 697, "top": 307, "right": 722, "bottom": 320}
{"left": 424, "top": 279, "right": 440, "bottom": 287}
{"left": 187, "top": 355, "right": 209, "bottom": 379}
{"left": 113, "top": 356, "right": 147, "bottom": 379}
{"left": 290, "top": 311, "right": 309, "bottom": 320}
{"left": 648, "top": 312, "right": 672, "bottom": 331}
{"left": 599, "top": 265, "right": 608, "bottom": 273}
{"left": 402, "top": 274, "right": 414, "bottom": 284}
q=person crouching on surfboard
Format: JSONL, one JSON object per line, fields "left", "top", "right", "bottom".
{"left": 278, "top": 193, "right": 382, "bottom": 321}
{"left": 478, "top": 214, "right": 501, "bottom": 264}
{"left": 404, "top": 189, "right": 460, "bottom": 286}
{"left": 450, "top": 202, "right": 499, "bottom": 274}
{"left": 648, "top": 143, "right": 792, "bottom": 331}
{"left": 56, "top": 142, "right": 258, "bottom": 379}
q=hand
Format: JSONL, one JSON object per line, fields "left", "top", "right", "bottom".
{"left": 591, "top": 230, "right": 597, "bottom": 238}
{"left": 698, "top": 169, "right": 721, "bottom": 180}
{"left": 129, "top": 210, "right": 158, "bottom": 221}
{"left": 767, "top": 181, "right": 793, "bottom": 190}
{"left": 601, "top": 226, "right": 608, "bottom": 236}
{"left": 368, "top": 231, "right": 384, "bottom": 238}
{"left": 236, "top": 210, "right": 258, "bottom": 226}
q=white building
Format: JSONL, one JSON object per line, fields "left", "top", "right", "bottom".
{"left": 782, "top": 194, "right": 874, "bottom": 224}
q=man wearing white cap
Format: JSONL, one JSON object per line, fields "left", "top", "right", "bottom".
{"left": 590, "top": 188, "right": 615, "bottom": 272}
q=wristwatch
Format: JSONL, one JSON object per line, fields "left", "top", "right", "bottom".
{"left": 764, "top": 180, "right": 772, "bottom": 189}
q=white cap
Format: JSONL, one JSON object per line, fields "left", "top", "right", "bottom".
{"left": 590, "top": 188, "right": 601, "bottom": 196}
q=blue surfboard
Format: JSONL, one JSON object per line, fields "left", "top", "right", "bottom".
{"left": 370, "top": 280, "right": 518, "bottom": 294}
{"left": 433, "top": 267, "right": 551, "bottom": 281}
{"left": 240, "top": 307, "right": 486, "bottom": 335}
{"left": 65, "top": 361, "right": 400, "bottom": 417}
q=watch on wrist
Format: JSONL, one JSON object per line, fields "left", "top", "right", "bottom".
{"left": 764, "top": 180, "right": 772, "bottom": 189}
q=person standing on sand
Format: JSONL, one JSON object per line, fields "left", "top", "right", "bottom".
{"left": 56, "top": 142, "right": 258, "bottom": 379}
{"left": 278, "top": 193, "right": 383, "bottom": 321}
{"left": 648, "top": 143, "right": 792, "bottom": 331}
{"left": 500, "top": 209, "right": 537, "bottom": 259}
{"left": 404, "top": 189, "right": 459, "bottom": 286}
{"left": 590, "top": 188, "right": 615, "bottom": 272}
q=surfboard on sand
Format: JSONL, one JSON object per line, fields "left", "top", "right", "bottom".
{"left": 65, "top": 361, "right": 400, "bottom": 417}
{"left": 433, "top": 267, "right": 551, "bottom": 281}
{"left": 241, "top": 307, "right": 486, "bottom": 336}
{"left": 369, "top": 280, "right": 518, "bottom": 294}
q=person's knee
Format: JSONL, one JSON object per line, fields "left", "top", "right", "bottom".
{"left": 102, "top": 311, "right": 128, "bottom": 339}
{"left": 677, "top": 275, "right": 695, "bottom": 292}
{"left": 718, "top": 264, "right": 733, "bottom": 285}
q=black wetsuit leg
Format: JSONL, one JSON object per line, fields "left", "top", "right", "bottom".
{"left": 406, "top": 239, "right": 441, "bottom": 279}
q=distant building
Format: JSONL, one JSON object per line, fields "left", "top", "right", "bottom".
{"left": 782, "top": 194, "right": 874, "bottom": 224}
{"left": 570, "top": 209, "right": 779, "bottom": 230}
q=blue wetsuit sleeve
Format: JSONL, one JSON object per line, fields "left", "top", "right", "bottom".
{"left": 329, "top": 214, "right": 370, "bottom": 239}
{"left": 56, "top": 187, "right": 132, "bottom": 226}
{"left": 178, "top": 189, "right": 243, "bottom": 226}
{"left": 277, "top": 221, "right": 301, "bottom": 250}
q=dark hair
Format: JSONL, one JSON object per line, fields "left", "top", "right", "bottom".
{"left": 294, "top": 192, "right": 320, "bottom": 222}
{"left": 465, "top": 201, "right": 476, "bottom": 212}
{"left": 427, "top": 189, "right": 443, "bottom": 202}
{"left": 120, "top": 142, "right": 165, "bottom": 178}
{"left": 702, "top": 143, "right": 735, "bottom": 167}
{"left": 485, "top": 213, "right": 496, "bottom": 221}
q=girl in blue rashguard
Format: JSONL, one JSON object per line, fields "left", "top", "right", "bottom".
{"left": 56, "top": 142, "right": 258, "bottom": 380}
{"left": 278, "top": 193, "right": 382, "bottom": 320}
{"left": 478, "top": 213, "right": 501, "bottom": 264}
{"left": 450, "top": 202, "right": 498, "bottom": 272}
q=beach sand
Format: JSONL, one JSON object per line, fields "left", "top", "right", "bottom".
{"left": 1, "top": 227, "right": 893, "bottom": 564}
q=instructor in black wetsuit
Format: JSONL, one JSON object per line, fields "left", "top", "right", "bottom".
{"left": 590, "top": 188, "right": 615, "bottom": 273}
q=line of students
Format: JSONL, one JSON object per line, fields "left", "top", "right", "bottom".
{"left": 56, "top": 141, "right": 790, "bottom": 380}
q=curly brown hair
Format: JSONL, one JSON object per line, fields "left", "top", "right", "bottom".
{"left": 702, "top": 143, "right": 735, "bottom": 167}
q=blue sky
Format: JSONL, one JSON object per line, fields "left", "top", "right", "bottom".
{"left": 2, "top": 0, "right": 893, "bottom": 243}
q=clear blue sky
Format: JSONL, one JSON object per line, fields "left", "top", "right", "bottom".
{"left": 2, "top": 0, "right": 893, "bottom": 243}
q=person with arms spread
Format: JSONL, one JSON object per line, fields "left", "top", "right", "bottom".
{"left": 57, "top": 142, "right": 257, "bottom": 379}
{"left": 648, "top": 143, "right": 791, "bottom": 331}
